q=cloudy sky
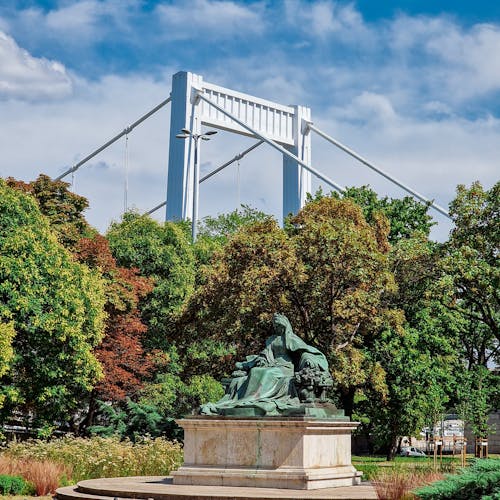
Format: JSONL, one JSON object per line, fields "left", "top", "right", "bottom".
{"left": 1, "top": 0, "right": 499, "bottom": 240}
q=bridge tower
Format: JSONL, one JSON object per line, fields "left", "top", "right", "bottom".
{"left": 166, "top": 71, "right": 312, "bottom": 222}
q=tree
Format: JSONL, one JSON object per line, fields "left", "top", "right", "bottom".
{"left": 307, "top": 185, "right": 435, "bottom": 243}
{"left": 0, "top": 323, "right": 15, "bottom": 410}
{"left": 194, "top": 205, "right": 275, "bottom": 279}
{"left": 107, "top": 212, "right": 195, "bottom": 350}
{"left": 6, "top": 174, "right": 94, "bottom": 249}
{"left": 68, "top": 234, "right": 155, "bottom": 433}
{"left": 178, "top": 197, "right": 401, "bottom": 414}
{"left": 456, "top": 366, "right": 499, "bottom": 443}
{"left": 0, "top": 180, "right": 106, "bottom": 429}
{"left": 437, "top": 181, "right": 499, "bottom": 368}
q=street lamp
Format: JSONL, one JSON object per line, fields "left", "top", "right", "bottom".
{"left": 176, "top": 128, "right": 218, "bottom": 241}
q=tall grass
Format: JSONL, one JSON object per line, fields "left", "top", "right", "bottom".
{"left": 373, "top": 468, "right": 444, "bottom": 500}
{"left": 0, "top": 455, "right": 67, "bottom": 495}
{"left": 3, "top": 435, "right": 183, "bottom": 483}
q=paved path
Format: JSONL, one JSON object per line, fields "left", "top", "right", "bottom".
{"left": 56, "top": 476, "right": 378, "bottom": 500}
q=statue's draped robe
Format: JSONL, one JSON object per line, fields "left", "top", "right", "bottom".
{"left": 200, "top": 328, "right": 328, "bottom": 416}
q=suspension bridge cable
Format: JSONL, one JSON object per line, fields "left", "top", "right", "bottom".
{"left": 195, "top": 91, "right": 346, "bottom": 194}
{"left": 54, "top": 96, "right": 172, "bottom": 181}
{"left": 200, "top": 140, "right": 264, "bottom": 183}
{"left": 145, "top": 140, "right": 264, "bottom": 216}
{"left": 307, "top": 123, "right": 451, "bottom": 219}
{"left": 124, "top": 134, "right": 129, "bottom": 214}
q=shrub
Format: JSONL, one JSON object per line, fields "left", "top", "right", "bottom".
{"left": 0, "top": 474, "right": 30, "bottom": 495}
{"left": 3, "top": 435, "right": 183, "bottom": 482}
{"left": 415, "top": 459, "right": 500, "bottom": 500}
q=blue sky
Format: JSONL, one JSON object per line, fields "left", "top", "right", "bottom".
{"left": 1, "top": 0, "right": 499, "bottom": 239}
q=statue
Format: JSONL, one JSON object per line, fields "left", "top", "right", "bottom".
{"left": 200, "top": 313, "right": 341, "bottom": 417}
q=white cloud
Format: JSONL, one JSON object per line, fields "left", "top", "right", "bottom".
{"left": 45, "top": 1, "right": 101, "bottom": 37}
{"left": 387, "top": 15, "right": 500, "bottom": 103}
{"left": 0, "top": 31, "right": 72, "bottom": 100}
{"left": 0, "top": 0, "right": 138, "bottom": 49}
{"left": 284, "top": 0, "right": 372, "bottom": 42}
{"left": 155, "top": 0, "right": 265, "bottom": 40}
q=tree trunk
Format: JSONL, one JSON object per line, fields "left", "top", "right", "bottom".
{"left": 340, "top": 387, "right": 356, "bottom": 417}
{"left": 386, "top": 434, "right": 399, "bottom": 461}
{"left": 78, "top": 390, "right": 98, "bottom": 435}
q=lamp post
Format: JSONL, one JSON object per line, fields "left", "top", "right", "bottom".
{"left": 176, "top": 128, "right": 218, "bottom": 242}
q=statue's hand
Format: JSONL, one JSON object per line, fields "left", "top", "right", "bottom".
{"left": 235, "top": 361, "right": 244, "bottom": 370}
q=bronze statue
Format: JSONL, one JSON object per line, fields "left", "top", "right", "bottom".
{"left": 200, "top": 313, "right": 338, "bottom": 417}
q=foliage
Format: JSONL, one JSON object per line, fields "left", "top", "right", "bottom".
{"left": 0, "top": 474, "right": 30, "bottom": 495}
{"left": 74, "top": 235, "right": 154, "bottom": 403}
{"left": 198, "top": 204, "right": 274, "bottom": 243}
{"left": 436, "top": 181, "right": 499, "bottom": 368}
{"left": 0, "top": 455, "right": 65, "bottom": 496}
{"left": 387, "top": 233, "right": 440, "bottom": 325}
{"left": 0, "top": 323, "right": 15, "bottom": 409}
{"left": 179, "top": 197, "right": 401, "bottom": 414}
{"left": 363, "top": 323, "right": 454, "bottom": 460}
{"left": 456, "top": 366, "right": 499, "bottom": 439}
{"left": 414, "top": 459, "right": 500, "bottom": 500}
{"left": 89, "top": 399, "right": 166, "bottom": 441}
{"left": 194, "top": 205, "right": 276, "bottom": 279}
{"left": 3, "top": 436, "right": 183, "bottom": 482}
{"left": 307, "top": 185, "right": 435, "bottom": 242}
{"left": 107, "top": 212, "right": 195, "bottom": 350}
{"left": 0, "top": 180, "right": 106, "bottom": 427}
{"left": 141, "top": 371, "right": 223, "bottom": 414}
{"left": 6, "top": 174, "right": 94, "bottom": 249}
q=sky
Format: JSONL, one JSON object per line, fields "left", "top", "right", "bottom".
{"left": 1, "top": 0, "right": 499, "bottom": 240}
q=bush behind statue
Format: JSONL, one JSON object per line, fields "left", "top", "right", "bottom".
{"left": 414, "top": 459, "right": 500, "bottom": 500}
{"left": 3, "top": 436, "right": 183, "bottom": 482}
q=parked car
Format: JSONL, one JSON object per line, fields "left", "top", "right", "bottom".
{"left": 400, "top": 446, "right": 426, "bottom": 457}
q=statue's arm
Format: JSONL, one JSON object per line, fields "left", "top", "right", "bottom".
{"left": 235, "top": 354, "right": 260, "bottom": 371}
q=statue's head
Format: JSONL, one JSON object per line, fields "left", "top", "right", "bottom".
{"left": 272, "top": 313, "right": 292, "bottom": 335}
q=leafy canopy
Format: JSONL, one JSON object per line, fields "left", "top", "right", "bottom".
{"left": 0, "top": 180, "right": 106, "bottom": 426}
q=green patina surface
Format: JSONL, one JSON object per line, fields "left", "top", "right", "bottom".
{"left": 200, "top": 313, "right": 344, "bottom": 418}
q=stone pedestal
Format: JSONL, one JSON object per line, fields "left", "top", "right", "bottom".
{"left": 172, "top": 417, "right": 362, "bottom": 490}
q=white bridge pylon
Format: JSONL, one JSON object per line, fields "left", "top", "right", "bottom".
{"left": 166, "top": 71, "right": 314, "bottom": 222}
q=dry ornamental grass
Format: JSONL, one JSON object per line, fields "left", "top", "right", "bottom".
{"left": 373, "top": 469, "right": 444, "bottom": 500}
{"left": 0, "top": 455, "right": 68, "bottom": 495}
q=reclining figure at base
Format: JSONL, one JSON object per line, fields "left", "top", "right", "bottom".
{"left": 200, "top": 313, "right": 335, "bottom": 417}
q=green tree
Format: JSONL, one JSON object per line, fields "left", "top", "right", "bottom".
{"left": 107, "top": 212, "right": 195, "bottom": 350}
{"left": 6, "top": 174, "right": 94, "bottom": 249}
{"left": 437, "top": 181, "right": 499, "bottom": 368}
{"left": 0, "top": 180, "right": 106, "bottom": 429}
{"left": 0, "top": 323, "right": 15, "bottom": 410}
{"left": 307, "top": 185, "right": 434, "bottom": 242}
{"left": 456, "top": 366, "right": 499, "bottom": 442}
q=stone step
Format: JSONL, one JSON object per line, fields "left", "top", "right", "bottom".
{"left": 55, "top": 476, "right": 377, "bottom": 500}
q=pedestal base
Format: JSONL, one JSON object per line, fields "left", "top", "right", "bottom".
{"left": 172, "top": 417, "right": 361, "bottom": 490}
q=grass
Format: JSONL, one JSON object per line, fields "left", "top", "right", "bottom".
{"left": 373, "top": 469, "right": 444, "bottom": 500}
{"left": 3, "top": 435, "right": 183, "bottom": 482}
{"left": 0, "top": 435, "right": 183, "bottom": 494}
{"left": 3, "top": 497, "right": 52, "bottom": 500}
{"left": 352, "top": 454, "right": 465, "bottom": 481}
